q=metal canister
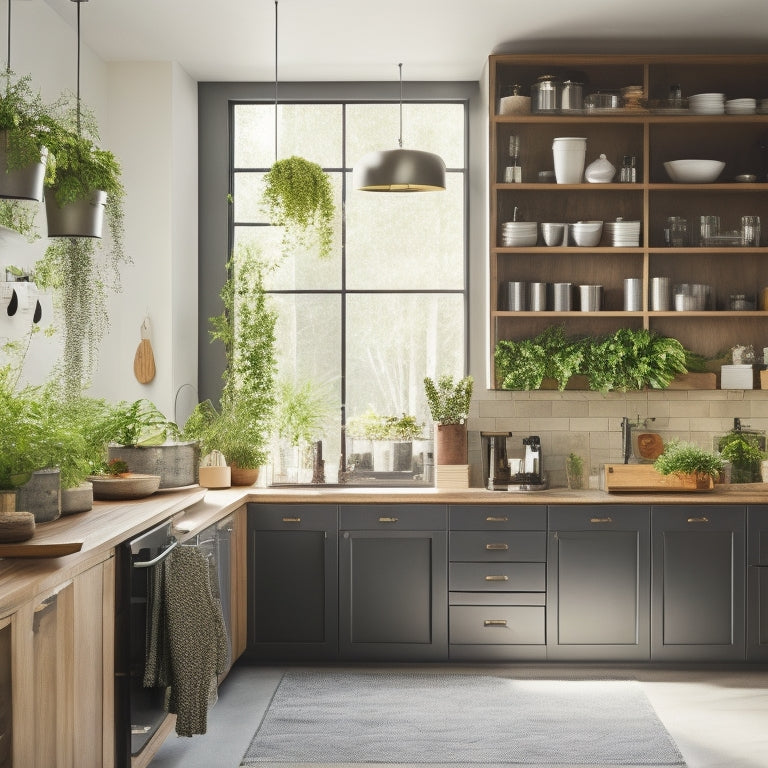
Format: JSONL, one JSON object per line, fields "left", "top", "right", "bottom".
{"left": 531, "top": 75, "right": 561, "bottom": 113}
{"left": 561, "top": 80, "right": 584, "bottom": 112}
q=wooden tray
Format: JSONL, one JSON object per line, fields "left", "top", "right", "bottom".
{"left": 604, "top": 463, "right": 714, "bottom": 492}
{"left": 0, "top": 541, "right": 83, "bottom": 558}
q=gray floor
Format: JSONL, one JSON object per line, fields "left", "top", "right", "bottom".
{"left": 149, "top": 663, "right": 768, "bottom": 768}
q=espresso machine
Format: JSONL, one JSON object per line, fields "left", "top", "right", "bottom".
{"left": 507, "top": 435, "right": 548, "bottom": 492}
{"left": 480, "top": 432, "right": 513, "bottom": 490}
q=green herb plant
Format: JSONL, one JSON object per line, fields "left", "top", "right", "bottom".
{"left": 423, "top": 375, "right": 473, "bottom": 425}
{"left": 276, "top": 379, "right": 331, "bottom": 448}
{"left": 565, "top": 452, "right": 584, "bottom": 489}
{"left": 717, "top": 431, "right": 765, "bottom": 483}
{"left": 653, "top": 440, "right": 724, "bottom": 480}
{"left": 101, "top": 399, "right": 179, "bottom": 447}
{"left": 262, "top": 155, "right": 335, "bottom": 259}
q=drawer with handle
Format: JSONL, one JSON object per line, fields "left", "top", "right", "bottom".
{"left": 339, "top": 504, "right": 447, "bottom": 531}
{"left": 449, "top": 605, "right": 545, "bottom": 645}
{"left": 450, "top": 531, "right": 546, "bottom": 562}
{"left": 450, "top": 505, "right": 546, "bottom": 531}
{"left": 247, "top": 503, "right": 338, "bottom": 530}
{"left": 449, "top": 561, "right": 545, "bottom": 592}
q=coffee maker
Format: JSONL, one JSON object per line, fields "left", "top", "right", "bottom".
{"left": 507, "top": 435, "right": 548, "bottom": 491}
{"left": 480, "top": 431, "right": 513, "bottom": 490}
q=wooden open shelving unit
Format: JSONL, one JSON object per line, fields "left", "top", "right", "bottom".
{"left": 489, "top": 54, "right": 768, "bottom": 388}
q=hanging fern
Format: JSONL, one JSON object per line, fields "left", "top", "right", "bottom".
{"left": 262, "top": 155, "right": 335, "bottom": 259}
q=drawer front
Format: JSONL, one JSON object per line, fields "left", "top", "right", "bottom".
{"left": 450, "top": 605, "right": 545, "bottom": 645}
{"left": 450, "top": 531, "right": 546, "bottom": 562}
{"left": 247, "top": 503, "right": 337, "bottom": 531}
{"left": 549, "top": 505, "right": 649, "bottom": 531}
{"left": 339, "top": 504, "right": 447, "bottom": 531}
{"left": 449, "top": 562, "right": 545, "bottom": 592}
{"left": 450, "top": 504, "right": 546, "bottom": 531}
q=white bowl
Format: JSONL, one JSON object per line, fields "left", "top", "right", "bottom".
{"left": 664, "top": 160, "right": 725, "bottom": 184}
{"left": 570, "top": 220, "right": 603, "bottom": 247}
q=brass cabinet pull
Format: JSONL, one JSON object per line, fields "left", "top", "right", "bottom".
{"left": 282, "top": 517, "right": 301, "bottom": 523}
{"left": 486, "top": 543, "right": 509, "bottom": 551}
{"left": 486, "top": 516, "right": 509, "bottom": 522}
{"left": 378, "top": 516, "right": 399, "bottom": 523}
{"left": 484, "top": 619, "right": 508, "bottom": 627}
{"left": 687, "top": 516, "right": 709, "bottom": 524}
{"left": 485, "top": 575, "right": 509, "bottom": 581}
{"left": 590, "top": 517, "right": 613, "bottom": 524}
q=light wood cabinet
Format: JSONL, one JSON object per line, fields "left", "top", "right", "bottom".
{"left": 489, "top": 54, "right": 768, "bottom": 386}
{"left": 9, "top": 555, "right": 115, "bottom": 768}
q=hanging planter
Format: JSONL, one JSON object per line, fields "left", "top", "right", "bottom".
{"left": 0, "top": 130, "right": 48, "bottom": 201}
{"left": 44, "top": 187, "right": 107, "bottom": 238}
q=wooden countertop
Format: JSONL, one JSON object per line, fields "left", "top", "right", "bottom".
{"left": 3, "top": 481, "right": 768, "bottom": 618}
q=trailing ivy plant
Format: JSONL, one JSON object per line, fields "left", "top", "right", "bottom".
{"left": 494, "top": 326, "right": 689, "bottom": 393}
{"left": 262, "top": 155, "right": 335, "bottom": 259}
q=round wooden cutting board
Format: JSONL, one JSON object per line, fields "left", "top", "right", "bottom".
{"left": 635, "top": 432, "right": 664, "bottom": 461}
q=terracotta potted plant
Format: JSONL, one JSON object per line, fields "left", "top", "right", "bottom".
{"left": 423, "top": 374, "right": 473, "bottom": 465}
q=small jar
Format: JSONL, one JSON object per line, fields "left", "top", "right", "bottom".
{"left": 619, "top": 155, "right": 637, "bottom": 183}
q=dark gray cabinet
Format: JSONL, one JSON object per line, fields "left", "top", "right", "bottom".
{"left": 339, "top": 505, "right": 447, "bottom": 660}
{"left": 246, "top": 504, "right": 338, "bottom": 660}
{"left": 651, "top": 505, "right": 745, "bottom": 661}
{"left": 547, "top": 505, "right": 651, "bottom": 661}
{"left": 747, "top": 505, "right": 768, "bottom": 661}
{"left": 449, "top": 505, "right": 547, "bottom": 661}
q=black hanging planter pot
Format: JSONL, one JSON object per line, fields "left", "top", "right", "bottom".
{"left": 45, "top": 188, "right": 107, "bottom": 238}
{"left": 0, "top": 130, "right": 48, "bottom": 202}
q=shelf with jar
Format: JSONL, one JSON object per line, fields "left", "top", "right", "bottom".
{"left": 488, "top": 54, "right": 768, "bottom": 390}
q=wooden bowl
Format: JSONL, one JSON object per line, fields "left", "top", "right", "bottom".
{"left": 88, "top": 474, "right": 161, "bottom": 500}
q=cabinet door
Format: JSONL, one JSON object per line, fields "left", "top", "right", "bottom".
{"left": 747, "top": 505, "right": 768, "bottom": 661}
{"left": 246, "top": 504, "right": 338, "bottom": 659}
{"left": 0, "top": 617, "right": 10, "bottom": 768}
{"left": 652, "top": 505, "right": 745, "bottom": 661}
{"left": 339, "top": 529, "right": 448, "bottom": 660}
{"left": 547, "top": 505, "right": 650, "bottom": 661}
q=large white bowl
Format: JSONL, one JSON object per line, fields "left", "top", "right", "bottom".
{"left": 570, "top": 220, "right": 603, "bottom": 247}
{"left": 664, "top": 159, "right": 725, "bottom": 184}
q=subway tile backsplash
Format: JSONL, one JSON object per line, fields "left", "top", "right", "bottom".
{"left": 467, "top": 389, "right": 768, "bottom": 489}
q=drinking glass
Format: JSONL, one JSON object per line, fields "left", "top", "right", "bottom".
{"left": 664, "top": 216, "right": 688, "bottom": 247}
{"left": 741, "top": 215, "right": 761, "bottom": 247}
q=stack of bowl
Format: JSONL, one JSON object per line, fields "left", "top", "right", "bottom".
{"left": 604, "top": 219, "right": 641, "bottom": 246}
{"left": 688, "top": 93, "right": 725, "bottom": 115}
{"left": 569, "top": 220, "right": 603, "bottom": 247}
{"left": 501, "top": 221, "right": 537, "bottom": 246}
{"left": 541, "top": 222, "right": 565, "bottom": 246}
{"left": 725, "top": 98, "right": 756, "bottom": 115}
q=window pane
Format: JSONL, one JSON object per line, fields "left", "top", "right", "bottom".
{"left": 234, "top": 104, "right": 343, "bottom": 169}
{"left": 345, "top": 293, "right": 465, "bottom": 426}
{"left": 346, "top": 171, "right": 464, "bottom": 290}
{"left": 347, "top": 103, "right": 465, "bottom": 169}
{"left": 233, "top": 171, "right": 267, "bottom": 223}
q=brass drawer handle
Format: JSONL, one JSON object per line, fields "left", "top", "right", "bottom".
{"left": 687, "top": 516, "right": 709, "bottom": 524}
{"left": 485, "top": 575, "right": 509, "bottom": 582}
{"left": 378, "top": 516, "right": 399, "bottom": 523}
{"left": 484, "top": 619, "right": 508, "bottom": 627}
{"left": 590, "top": 517, "right": 613, "bottom": 524}
{"left": 486, "top": 543, "right": 509, "bottom": 551}
{"left": 485, "top": 516, "right": 509, "bottom": 523}
{"left": 282, "top": 517, "right": 301, "bottom": 523}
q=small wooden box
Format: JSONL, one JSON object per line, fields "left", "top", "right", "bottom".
{"left": 604, "top": 463, "right": 714, "bottom": 493}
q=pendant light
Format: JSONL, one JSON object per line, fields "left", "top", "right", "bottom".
{"left": 354, "top": 63, "right": 446, "bottom": 192}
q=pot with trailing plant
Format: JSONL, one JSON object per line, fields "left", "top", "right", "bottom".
{"left": 423, "top": 375, "right": 473, "bottom": 465}
{"left": 0, "top": 70, "right": 55, "bottom": 201}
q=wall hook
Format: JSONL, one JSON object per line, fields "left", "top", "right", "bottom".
{"left": 7, "top": 288, "right": 18, "bottom": 316}
{"left": 33, "top": 299, "right": 42, "bottom": 324}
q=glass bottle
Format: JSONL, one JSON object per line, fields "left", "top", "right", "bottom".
{"left": 619, "top": 155, "right": 636, "bottom": 183}
{"left": 504, "top": 135, "right": 522, "bottom": 183}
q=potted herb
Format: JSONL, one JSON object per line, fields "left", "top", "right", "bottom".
{"left": 717, "top": 428, "right": 766, "bottom": 484}
{"left": 565, "top": 453, "right": 584, "bottom": 490}
{"left": 424, "top": 374, "right": 473, "bottom": 465}
{"left": 262, "top": 155, "right": 335, "bottom": 259}
{"left": 654, "top": 440, "right": 724, "bottom": 485}
{"left": 0, "top": 70, "right": 55, "bottom": 201}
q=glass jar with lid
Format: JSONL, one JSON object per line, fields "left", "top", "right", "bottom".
{"left": 531, "top": 75, "right": 561, "bottom": 113}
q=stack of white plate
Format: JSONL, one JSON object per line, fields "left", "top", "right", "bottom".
{"left": 688, "top": 92, "right": 726, "bottom": 115}
{"left": 725, "top": 98, "right": 756, "bottom": 115}
{"left": 759, "top": 98, "right": 768, "bottom": 115}
{"left": 605, "top": 219, "right": 641, "bottom": 247}
{"left": 501, "top": 221, "right": 537, "bottom": 247}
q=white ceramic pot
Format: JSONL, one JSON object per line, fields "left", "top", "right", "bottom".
{"left": 552, "top": 137, "right": 587, "bottom": 184}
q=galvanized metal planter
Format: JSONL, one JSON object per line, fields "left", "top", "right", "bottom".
{"left": 45, "top": 188, "right": 107, "bottom": 238}
{"left": 0, "top": 131, "right": 48, "bottom": 202}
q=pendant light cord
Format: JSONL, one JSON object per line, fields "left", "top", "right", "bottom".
{"left": 76, "top": 0, "right": 82, "bottom": 135}
{"left": 6, "top": 0, "right": 11, "bottom": 72}
{"left": 274, "top": 0, "right": 278, "bottom": 161}
{"left": 398, "top": 62, "right": 403, "bottom": 149}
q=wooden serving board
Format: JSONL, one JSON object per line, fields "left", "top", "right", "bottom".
{"left": 604, "top": 464, "right": 714, "bottom": 492}
{"left": 0, "top": 541, "right": 83, "bottom": 558}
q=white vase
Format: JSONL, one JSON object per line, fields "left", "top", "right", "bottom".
{"left": 552, "top": 137, "right": 587, "bottom": 184}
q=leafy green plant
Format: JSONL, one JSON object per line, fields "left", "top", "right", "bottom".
{"left": 276, "top": 379, "right": 331, "bottom": 447}
{"left": 346, "top": 407, "right": 389, "bottom": 441}
{"left": 565, "top": 452, "right": 584, "bottom": 489}
{"left": 717, "top": 430, "right": 765, "bottom": 483}
{"left": 494, "top": 326, "right": 690, "bottom": 393}
{"left": 262, "top": 155, "right": 335, "bottom": 259}
{"left": 0, "top": 199, "right": 39, "bottom": 240}
{"left": 654, "top": 440, "right": 724, "bottom": 480}
{"left": 384, "top": 414, "right": 424, "bottom": 441}
{"left": 423, "top": 375, "right": 473, "bottom": 425}
{"left": 101, "top": 399, "right": 179, "bottom": 447}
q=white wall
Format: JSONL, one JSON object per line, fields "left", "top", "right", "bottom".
{"left": 0, "top": 3, "right": 198, "bottom": 423}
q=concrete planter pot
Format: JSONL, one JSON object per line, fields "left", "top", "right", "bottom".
{"left": 61, "top": 481, "right": 93, "bottom": 515}
{"left": 16, "top": 468, "right": 61, "bottom": 523}
{"left": 107, "top": 441, "right": 200, "bottom": 488}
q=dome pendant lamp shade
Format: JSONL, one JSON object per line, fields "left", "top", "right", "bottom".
{"left": 354, "top": 64, "right": 446, "bottom": 192}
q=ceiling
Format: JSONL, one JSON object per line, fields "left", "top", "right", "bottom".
{"left": 42, "top": 0, "right": 768, "bottom": 83}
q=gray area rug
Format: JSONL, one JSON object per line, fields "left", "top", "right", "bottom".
{"left": 241, "top": 670, "right": 686, "bottom": 766}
